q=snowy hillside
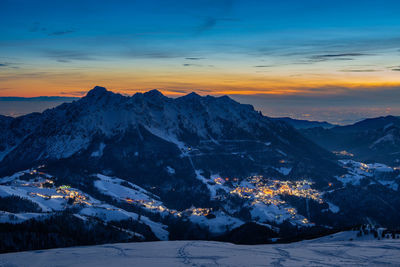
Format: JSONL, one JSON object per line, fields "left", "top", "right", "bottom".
{"left": 0, "top": 86, "right": 340, "bottom": 182}
{"left": 0, "top": 167, "right": 324, "bottom": 244}
{"left": 1, "top": 87, "right": 400, "bottom": 252}
{"left": 1, "top": 237, "right": 399, "bottom": 267}
{"left": 0, "top": 169, "right": 168, "bottom": 240}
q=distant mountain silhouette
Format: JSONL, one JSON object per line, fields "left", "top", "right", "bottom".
{"left": 272, "top": 117, "right": 335, "bottom": 129}
{"left": 302, "top": 115, "right": 400, "bottom": 165}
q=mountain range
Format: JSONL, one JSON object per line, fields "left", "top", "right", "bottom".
{"left": 271, "top": 117, "right": 335, "bottom": 129}
{"left": 0, "top": 86, "right": 399, "bottom": 252}
{"left": 301, "top": 115, "right": 400, "bottom": 165}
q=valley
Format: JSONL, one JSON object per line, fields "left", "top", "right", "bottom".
{"left": 0, "top": 88, "right": 399, "bottom": 253}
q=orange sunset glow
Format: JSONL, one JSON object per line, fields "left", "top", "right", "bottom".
{"left": 1, "top": 0, "right": 400, "bottom": 124}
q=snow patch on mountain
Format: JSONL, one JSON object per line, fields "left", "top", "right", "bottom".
{"left": 91, "top": 143, "right": 106, "bottom": 157}
{"left": 189, "top": 211, "right": 244, "bottom": 235}
{"left": 338, "top": 160, "right": 398, "bottom": 188}
{"left": 327, "top": 201, "right": 340, "bottom": 213}
{"left": 0, "top": 185, "right": 64, "bottom": 212}
{"left": 94, "top": 174, "right": 158, "bottom": 202}
{"left": 166, "top": 166, "right": 175, "bottom": 175}
{"left": 45, "top": 135, "right": 90, "bottom": 160}
{"left": 79, "top": 206, "right": 169, "bottom": 240}
{"left": 0, "top": 169, "right": 29, "bottom": 184}
{"left": 371, "top": 133, "right": 395, "bottom": 148}
{"left": 250, "top": 203, "right": 312, "bottom": 226}
{"left": 274, "top": 167, "right": 292, "bottom": 176}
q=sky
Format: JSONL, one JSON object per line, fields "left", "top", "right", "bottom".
{"left": 1, "top": 0, "right": 400, "bottom": 123}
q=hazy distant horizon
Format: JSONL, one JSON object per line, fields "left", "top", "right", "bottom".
{"left": 1, "top": 0, "right": 400, "bottom": 110}
{"left": 1, "top": 93, "right": 399, "bottom": 125}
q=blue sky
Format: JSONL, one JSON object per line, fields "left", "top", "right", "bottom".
{"left": 1, "top": 0, "right": 400, "bottom": 123}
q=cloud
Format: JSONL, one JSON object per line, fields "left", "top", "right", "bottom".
{"left": 0, "top": 72, "right": 45, "bottom": 80}
{"left": 249, "top": 34, "right": 400, "bottom": 64}
{"left": 306, "top": 53, "right": 368, "bottom": 63}
{"left": 254, "top": 65, "right": 274, "bottom": 68}
{"left": 29, "top": 22, "right": 76, "bottom": 36}
{"left": 0, "top": 62, "right": 20, "bottom": 69}
{"left": 0, "top": 71, "right": 84, "bottom": 81}
{"left": 392, "top": 68, "right": 400, "bottom": 71}
{"left": 192, "top": 0, "right": 237, "bottom": 33}
{"left": 230, "top": 85, "right": 400, "bottom": 108}
{"left": 59, "top": 91, "right": 87, "bottom": 96}
{"left": 48, "top": 29, "right": 76, "bottom": 36}
{"left": 196, "top": 17, "right": 238, "bottom": 33}
{"left": 183, "top": 63, "right": 200, "bottom": 67}
{"left": 43, "top": 49, "right": 97, "bottom": 62}
{"left": 123, "top": 49, "right": 185, "bottom": 59}
{"left": 339, "top": 69, "right": 377, "bottom": 72}
{"left": 166, "top": 89, "right": 189, "bottom": 94}
{"left": 313, "top": 53, "right": 367, "bottom": 58}
{"left": 185, "top": 57, "right": 205, "bottom": 60}
{"left": 197, "top": 17, "right": 218, "bottom": 32}
{"left": 182, "top": 63, "right": 214, "bottom": 67}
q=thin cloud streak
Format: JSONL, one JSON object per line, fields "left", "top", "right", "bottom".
{"left": 185, "top": 57, "right": 206, "bottom": 60}
{"left": 42, "top": 50, "right": 97, "bottom": 62}
{"left": 48, "top": 29, "right": 76, "bottom": 36}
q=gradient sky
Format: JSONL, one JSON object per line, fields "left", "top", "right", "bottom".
{"left": 1, "top": 0, "right": 400, "bottom": 123}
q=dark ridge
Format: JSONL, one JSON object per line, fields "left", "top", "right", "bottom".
{"left": 85, "top": 86, "right": 109, "bottom": 98}
{"left": 143, "top": 89, "right": 165, "bottom": 98}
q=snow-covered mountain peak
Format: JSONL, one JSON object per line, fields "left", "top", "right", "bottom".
{"left": 179, "top": 92, "right": 201, "bottom": 100}
{"left": 143, "top": 89, "right": 166, "bottom": 99}
{"left": 85, "top": 86, "right": 109, "bottom": 98}
{"left": 216, "top": 94, "right": 235, "bottom": 102}
{"left": 0, "top": 86, "right": 341, "bottom": 184}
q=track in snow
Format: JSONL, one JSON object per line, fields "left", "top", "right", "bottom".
{"left": 1, "top": 239, "right": 400, "bottom": 267}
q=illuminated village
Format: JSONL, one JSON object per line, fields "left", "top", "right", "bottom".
{"left": 124, "top": 198, "right": 211, "bottom": 218}
{"left": 122, "top": 174, "right": 323, "bottom": 224}
{"left": 12, "top": 163, "right": 395, "bottom": 231}
{"left": 21, "top": 173, "right": 92, "bottom": 206}
{"left": 2, "top": 167, "right": 327, "bottom": 228}
{"left": 229, "top": 176, "right": 323, "bottom": 205}
{"left": 3, "top": 168, "right": 95, "bottom": 209}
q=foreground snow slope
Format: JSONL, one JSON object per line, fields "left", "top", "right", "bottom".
{"left": 1, "top": 239, "right": 399, "bottom": 267}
